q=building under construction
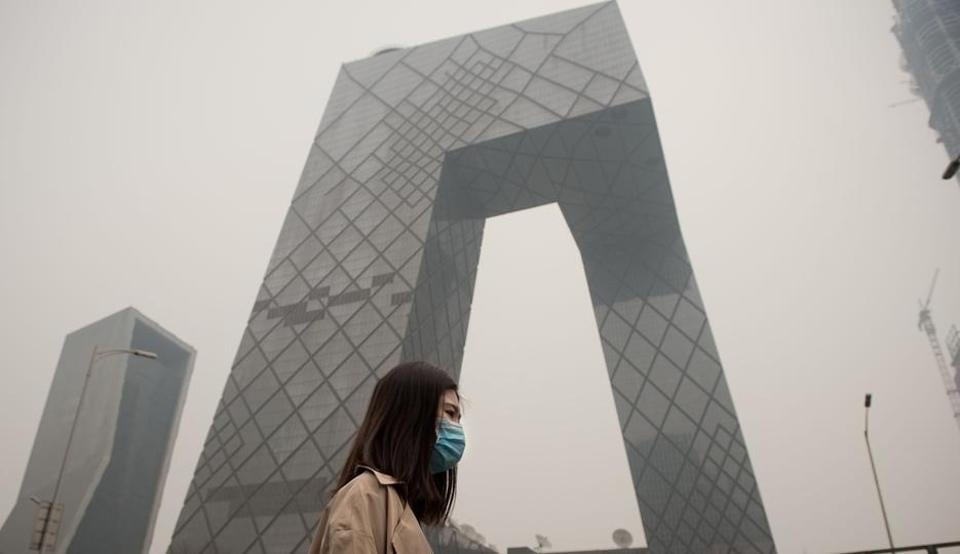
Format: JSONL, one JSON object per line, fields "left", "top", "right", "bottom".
{"left": 893, "top": 0, "right": 960, "bottom": 184}
{"left": 946, "top": 325, "right": 960, "bottom": 420}
{"left": 917, "top": 271, "right": 960, "bottom": 432}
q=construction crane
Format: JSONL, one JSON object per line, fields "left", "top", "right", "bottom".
{"left": 917, "top": 269, "right": 960, "bottom": 430}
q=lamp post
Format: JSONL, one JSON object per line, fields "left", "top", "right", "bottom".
{"left": 863, "top": 393, "right": 895, "bottom": 552}
{"left": 34, "top": 346, "right": 158, "bottom": 552}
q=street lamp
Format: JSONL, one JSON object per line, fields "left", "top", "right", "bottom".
{"left": 33, "top": 346, "right": 158, "bottom": 552}
{"left": 942, "top": 154, "right": 960, "bottom": 180}
{"left": 863, "top": 393, "right": 895, "bottom": 552}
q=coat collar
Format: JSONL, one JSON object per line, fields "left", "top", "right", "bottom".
{"left": 357, "top": 464, "right": 404, "bottom": 486}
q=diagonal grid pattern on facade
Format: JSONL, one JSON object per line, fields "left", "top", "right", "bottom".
{"left": 168, "top": 3, "right": 776, "bottom": 553}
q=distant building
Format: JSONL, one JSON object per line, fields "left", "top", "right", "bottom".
{"left": 427, "top": 520, "right": 499, "bottom": 553}
{"left": 956, "top": 358, "right": 960, "bottom": 394}
{"left": 0, "top": 307, "right": 195, "bottom": 554}
{"left": 892, "top": 0, "right": 960, "bottom": 183}
{"left": 947, "top": 325, "right": 960, "bottom": 403}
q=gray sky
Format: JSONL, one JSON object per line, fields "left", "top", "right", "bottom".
{"left": 2, "top": 1, "right": 960, "bottom": 553}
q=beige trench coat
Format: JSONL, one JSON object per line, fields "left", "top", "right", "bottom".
{"left": 308, "top": 466, "right": 433, "bottom": 553}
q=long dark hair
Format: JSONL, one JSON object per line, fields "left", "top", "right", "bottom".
{"left": 334, "top": 361, "right": 459, "bottom": 525}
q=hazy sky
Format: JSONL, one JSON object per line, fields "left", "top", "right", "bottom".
{"left": 2, "top": 1, "right": 960, "bottom": 553}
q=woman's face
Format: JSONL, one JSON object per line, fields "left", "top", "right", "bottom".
{"left": 438, "top": 389, "right": 461, "bottom": 424}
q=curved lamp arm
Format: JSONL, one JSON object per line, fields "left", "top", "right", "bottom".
{"left": 36, "top": 345, "right": 158, "bottom": 551}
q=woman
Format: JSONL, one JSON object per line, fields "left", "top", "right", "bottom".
{"left": 308, "top": 361, "right": 466, "bottom": 553}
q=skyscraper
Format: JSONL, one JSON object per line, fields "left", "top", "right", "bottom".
{"left": 0, "top": 307, "right": 195, "bottom": 554}
{"left": 893, "top": 0, "right": 960, "bottom": 184}
{"left": 168, "top": 3, "right": 776, "bottom": 552}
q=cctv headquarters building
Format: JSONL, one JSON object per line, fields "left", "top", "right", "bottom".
{"left": 167, "top": 3, "right": 777, "bottom": 553}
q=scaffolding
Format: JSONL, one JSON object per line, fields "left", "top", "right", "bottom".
{"left": 917, "top": 269, "right": 960, "bottom": 431}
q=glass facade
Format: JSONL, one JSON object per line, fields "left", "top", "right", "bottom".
{"left": 168, "top": 2, "right": 775, "bottom": 553}
{"left": 0, "top": 307, "right": 195, "bottom": 554}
